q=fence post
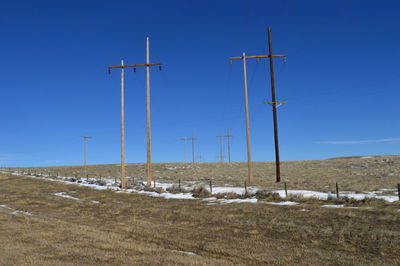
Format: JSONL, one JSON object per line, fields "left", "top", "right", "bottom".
{"left": 209, "top": 179, "right": 212, "bottom": 193}
{"left": 284, "top": 182, "right": 288, "bottom": 197}
{"left": 154, "top": 177, "right": 156, "bottom": 188}
{"left": 336, "top": 182, "right": 340, "bottom": 198}
{"left": 244, "top": 181, "right": 247, "bottom": 196}
{"left": 179, "top": 179, "right": 181, "bottom": 191}
{"left": 398, "top": 184, "right": 400, "bottom": 201}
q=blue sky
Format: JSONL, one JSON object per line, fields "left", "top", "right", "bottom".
{"left": 1, "top": 0, "right": 399, "bottom": 166}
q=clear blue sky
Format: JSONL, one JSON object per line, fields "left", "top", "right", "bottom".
{"left": 1, "top": 0, "right": 399, "bottom": 167}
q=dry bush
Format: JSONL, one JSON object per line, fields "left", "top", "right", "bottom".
{"left": 95, "top": 179, "right": 107, "bottom": 186}
{"left": 253, "top": 190, "right": 282, "bottom": 201}
{"left": 191, "top": 185, "right": 211, "bottom": 197}
{"left": 143, "top": 186, "right": 164, "bottom": 194}
{"left": 214, "top": 192, "right": 247, "bottom": 199}
{"left": 166, "top": 184, "right": 189, "bottom": 194}
{"left": 326, "top": 195, "right": 387, "bottom": 206}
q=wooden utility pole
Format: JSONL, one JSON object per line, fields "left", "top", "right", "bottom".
{"left": 108, "top": 37, "right": 162, "bottom": 187}
{"left": 81, "top": 136, "right": 91, "bottom": 179}
{"left": 242, "top": 53, "right": 253, "bottom": 184}
{"left": 145, "top": 37, "right": 153, "bottom": 186}
{"left": 229, "top": 27, "right": 286, "bottom": 183}
{"left": 216, "top": 136, "right": 225, "bottom": 162}
{"left": 120, "top": 59, "right": 126, "bottom": 188}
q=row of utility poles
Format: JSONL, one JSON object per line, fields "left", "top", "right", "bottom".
{"left": 181, "top": 129, "right": 232, "bottom": 163}
{"left": 81, "top": 26, "right": 285, "bottom": 188}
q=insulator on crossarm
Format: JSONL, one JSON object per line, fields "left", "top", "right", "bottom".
{"left": 256, "top": 58, "right": 260, "bottom": 64}
{"left": 108, "top": 69, "right": 111, "bottom": 75}
{"left": 229, "top": 60, "right": 233, "bottom": 65}
{"left": 159, "top": 65, "right": 162, "bottom": 71}
{"left": 133, "top": 68, "right": 136, "bottom": 72}
{"left": 283, "top": 57, "right": 287, "bottom": 64}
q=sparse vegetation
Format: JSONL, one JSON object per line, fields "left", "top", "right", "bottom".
{"left": 1, "top": 173, "right": 399, "bottom": 265}
{"left": 11, "top": 155, "right": 400, "bottom": 194}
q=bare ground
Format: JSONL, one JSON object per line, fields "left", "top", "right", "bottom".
{"left": 1, "top": 172, "right": 400, "bottom": 265}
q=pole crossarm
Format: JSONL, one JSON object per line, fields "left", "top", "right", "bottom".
{"left": 108, "top": 62, "right": 162, "bottom": 69}
{"left": 229, "top": 55, "right": 286, "bottom": 60}
{"left": 264, "top": 101, "right": 287, "bottom": 104}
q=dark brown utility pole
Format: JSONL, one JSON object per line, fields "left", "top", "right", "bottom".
{"left": 266, "top": 27, "right": 284, "bottom": 183}
{"left": 230, "top": 27, "right": 287, "bottom": 183}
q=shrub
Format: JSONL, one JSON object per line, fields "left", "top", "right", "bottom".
{"left": 191, "top": 186, "right": 211, "bottom": 198}
{"left": 254, "top": 190, "right": 282, "bottom": 201}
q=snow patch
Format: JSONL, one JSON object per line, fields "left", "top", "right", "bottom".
{"left": 10, "top": 210, "right": 32, "bottom": 216}
{"left": 265, "top": 201, "right": 299, "bottom": 206}
{"left": 52, "top": 192, "right": 80, "bottom": 200}
{"left": 322, "top": 204, "right": 345, "bottom": 208}
{"left": 218, "top": 198, "right": 258, "bottom": 204}
{"left": 172, "top": 250, "right": 198, "bottom": 256}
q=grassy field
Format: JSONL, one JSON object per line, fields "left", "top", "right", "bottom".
{"left": 12, "top": 155, "right": 400, "bottom": 193}
{"left": 1, "top": 172, "right": 400, "bottom": 265}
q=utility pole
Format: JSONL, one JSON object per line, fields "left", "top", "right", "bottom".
{"left": 182, "top": 135, "right": 196, "bottom": 163}
{"left": 108, "top": 37, "right": 162, "bottom": 187}
{"left": 229, "top": 27, "right": 286, "bottom": 183}
{"left": 81, "top": 136, "right": 91, "bottom": 179}
{"left": 216, "top": 129, "right": 233, "bottom": 163}
{"left": 216, "top": 136, "right": 225, "bottom": 162}
{"left": 228, "top": 52, "right": 256, "bottom": 184}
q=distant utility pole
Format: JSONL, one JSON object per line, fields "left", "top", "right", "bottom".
{"left": 181, "top": 137, "right": 190, "bottom": 163}
{"left": 81, "top": 136, "right": 91, "bottom": 178}
{"left": 216, "top": 129, "right": 233, "bottom": 163}
{"left": 108, "top": 37, "right": 162, "bottom": 187}
{"left": 229, "top": 27, "right": 286, "bottom": 183}
{"left": 216, "top": 136, "right": 225, "bottom": 163}
{"left": 184, "top": 133, "right": 197, "bottom": 163}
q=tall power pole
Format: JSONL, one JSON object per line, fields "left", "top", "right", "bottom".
{"left": 145, "top": 37, "right": 152, "bottom": 187}
{"left": 266, "top": 27, "right": 285, "bottom": 183}
{"left": 81, "top": 136, "right": 91, "bottom": 178}
{"left": 108, "top": 37, "right": 162, "bottom": 187}
{"left": 229, "top": 27, "right": 286, "bottom": 183}
{"left": 120, "top": 59, "right": 126, "bottom": 188}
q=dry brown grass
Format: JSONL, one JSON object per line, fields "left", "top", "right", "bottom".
{"left": 1, "top": 173, "right": 400, "bottom": 265}
{"left": 14, "top": 155, "right": 400, "bottom": 193}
